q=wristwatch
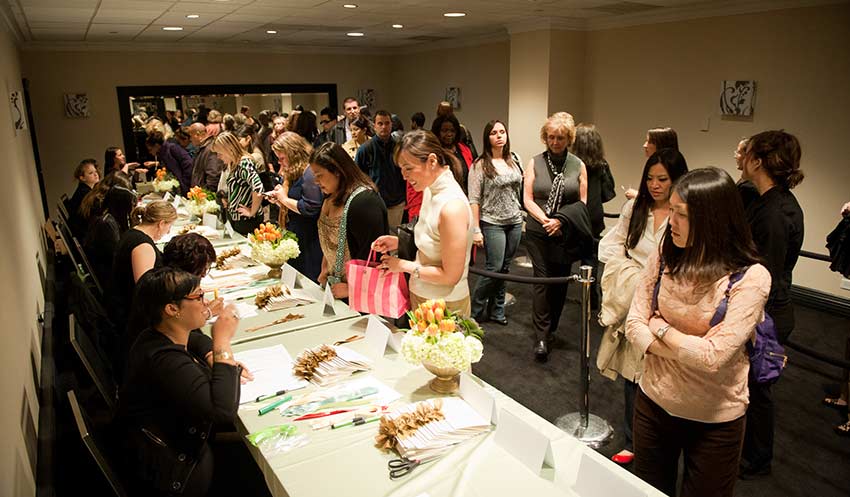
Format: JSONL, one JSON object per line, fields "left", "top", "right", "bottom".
{"left": 655, "top": 324, "right": 671, "bottom": 340}
{"left": 413, "top": 265, "right": 421, "bottom": 279}
{"left": 213, "top": 350, "right": 233, "bottom": 362}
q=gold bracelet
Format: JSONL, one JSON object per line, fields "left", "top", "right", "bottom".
{"left": 213, "top": 350, "right": 233, "bottom": 361}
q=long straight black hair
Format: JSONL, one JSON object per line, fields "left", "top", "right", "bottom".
{"left": 626, "top": 149, "right": 688, "bottom": 252}
{"left": 477, "top": 120, "right": 517, "bottom": 179}
{"left": 661, "top": 167, "right": 761, "bottom": 285}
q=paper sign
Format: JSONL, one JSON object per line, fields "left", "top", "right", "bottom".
{"left": 202, "top": 212, "right": 218, "bottom": 229}
{"left": 494, "top": 409, "right": 554, "bottom": 474}
{"left": 364, "top": 314, "right": 391, "bottom": 357}
{"left": 322, "top": 283, "right": 337, "bottom": 316}
{"left": 163, "top": 192, "right": 174, "bottom": 202}
{"left": 281, "top": 263, "right": 298, "bottom": 289}
{"left": 572, "top": 453, "right": 644, "bottom": 497}
{"left": 459, "top": 373, "right": 496, "bottom": 425}
{"left": 387, "top": 328, "right": 404, "bottom": 353}
{"left": 171, "top": 195, "right": 181, "bottom": 209}
{"left": 223, "top": 221, "right": 235, "bottom": 239}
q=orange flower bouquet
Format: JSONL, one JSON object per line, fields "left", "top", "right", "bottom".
{"left": 401, "top": 299, "right": 484, "bottom": 373}
{"left": 152, "top": 167, "right": 180, "bottom": 193}
{"left": 248, "top": 222, "right": 300, "bottom": 278}
{"left": 185, "top": 186, "right": 219, "bottom": 217}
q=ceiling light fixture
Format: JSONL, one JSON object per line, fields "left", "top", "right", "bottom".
{"left": 343, "top": 3, "right": 357, "bottom": 8}
{"left": 162, "top": 26, "right": 184, "bottom": 31}
{"left": 186, "top": 14, "right": 199, "bottom": 19}
{"left": 443, "top": 12, "right": 466, "bottom": 17}
{"left": 109, "top": 31, "right": 118, "bottom": 34}
{"left": 266, "top": 30, "right": 277, "bottom": 34}
{"left": 346, "top": 32, "right": 364, "bottom": 37}
{"left": 392, "top": 24, "right": 403, "bottom": 29}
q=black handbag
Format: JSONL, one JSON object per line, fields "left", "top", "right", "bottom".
{"left": 397, "top": 217, "right": 418, "bottom": 262}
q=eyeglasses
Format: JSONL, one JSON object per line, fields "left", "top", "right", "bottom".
{"left": 183, "top": 292, "right": 206, "bottom": 302}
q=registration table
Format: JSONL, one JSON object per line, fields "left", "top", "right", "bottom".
{"left": 231, "top": 315, "right": 665, "bottom": 497}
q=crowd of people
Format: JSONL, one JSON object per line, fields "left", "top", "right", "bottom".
{"left": 62, "top": 94, "right": 841, "bottom": 497}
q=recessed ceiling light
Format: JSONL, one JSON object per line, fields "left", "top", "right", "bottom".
{"left": 443, "top": 12, "right": 466, "bottom": 17}
{"left": 266, "top": 30, "right": 277, "bottom": 34}
{"left": 392, "top": 24, "right": 403, "bottom": 29}
{"left": 186, "top": 14, "right": 200, "bottom": 19}
{"left": 346, "top": 32, "right": 364, "bottom": 37}
{"left": 109, "top": 31, "right": 118, "bottom": 34}
{"left": 162, "top": 26, "right": 184, "bottom": 31}
{"left": 343, "top": 3, "right": 357, "bottom": 8}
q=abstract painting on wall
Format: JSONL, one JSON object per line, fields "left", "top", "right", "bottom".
{"left": 357, "top": 88, "right": 375, "bottom": 113}
{"left": 9, "top": 90, "right": 27, "bottom": 134}
{"left": 446, "top": 87, "right": 461, "bottom": 110}
{"left": 64, "top": 93, "right": 90, "bottom": 118}
{"left": 720, "top": 81, "right": 755, "bottom": 117}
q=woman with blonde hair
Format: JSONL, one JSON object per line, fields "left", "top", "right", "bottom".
{"left": 206, "top": 109, "right": 223, "bottom": 137}
{"left": 213, "top": 131, "right": 264, "bottom": 236}
{"left": 268, "top": 132, "right": 323, "bottom": 281}
{"left": 523, "top": 111, "right": 590, "bottom": 362}
{"left": 372, "top": 130, "right": 473, "bottom": 316}
{"left": 110, "top": 200, "right": 177, "bottom": 345}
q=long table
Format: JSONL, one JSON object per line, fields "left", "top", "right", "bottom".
{"left": 231, "top": 315, "right": 665, "bottom": 497}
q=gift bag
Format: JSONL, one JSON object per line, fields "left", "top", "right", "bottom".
{"left": 346, "top": 250, "right": 410, "bottom": 318}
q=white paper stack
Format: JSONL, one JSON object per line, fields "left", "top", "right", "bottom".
{"left": 216, "top": 248, "right": 256, "bottom": 270}
{"left": 262, "top": 288, "right": 318, "bottom": 311}
{"left": 293, "top": 345, "right": 373, "bottom": 386}
{"left": 202, "top": 265, "right": 270, "bottom": 291}
{"left": 388, "top": 398, "right": 491, "bottom": 460}
{"left": 233, "top": 344, "right": 308, "bottom": 404}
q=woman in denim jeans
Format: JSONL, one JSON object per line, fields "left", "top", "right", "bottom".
{"left": 469, "top": 120, "right": 524, "bottom": 325}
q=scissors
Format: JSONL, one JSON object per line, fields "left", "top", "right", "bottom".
{"left": 387, "top": 454, "right": 442, "bottom": 480}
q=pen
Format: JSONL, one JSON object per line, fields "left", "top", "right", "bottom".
{"left": 214, "top": 288, "right": 219, "bottom": 300}
{"left": 258, "top": 394, "right": 292, "bottom": 416}
{"left": 331, "top": 415, "right": 382, "bottom": 429}
{"left": 256, "top": 390, "right": 289, "bottom": 403}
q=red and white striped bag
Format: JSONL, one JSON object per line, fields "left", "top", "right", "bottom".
{"left": 345, "top": 250, "right": 410, "bottom": 318}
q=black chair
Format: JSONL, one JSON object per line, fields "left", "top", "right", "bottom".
{"left": 67, "top": 390, "right": 128, "bottom": 497}
{"left": 70, "top": 314, "right": 117, "bottom": 413}
{"left": 55, "top": 217, "right": 104, "bottom": 296}
{"left": 58, "top": 195, "right": 71, "bottom": 222}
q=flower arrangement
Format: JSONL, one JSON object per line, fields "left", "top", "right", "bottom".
{"left": 152, "top": 167, "right": 180, "bottom": 193}
{"left": 400, "top": 299, "right": 484, "bottom": 372}
{"left": 185, "top": 186, "right": 220, "bottom": 217}
{"left": 249, "top": 222, "right": 301, "bottom": 267}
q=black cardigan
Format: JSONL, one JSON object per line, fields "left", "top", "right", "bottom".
{"left": 346, "top": 188, "right": 389, "bottom": 260}
{"left": 114, "top": 328, "right": 240, "bottom": 496}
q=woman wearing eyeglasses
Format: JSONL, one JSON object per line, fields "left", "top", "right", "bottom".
{"left": 114, "top": 266, "right": 245, "bottom": 497}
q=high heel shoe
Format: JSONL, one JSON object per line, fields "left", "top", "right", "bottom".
{"left": 611, "top": 450, "right": 634, "bottom": 465}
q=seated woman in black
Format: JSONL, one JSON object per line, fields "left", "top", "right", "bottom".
{"left": 163, "top": 233, "right": 225, "bottom": 317}
{"left": 110, "top": 200, "right": 177, "bottom": 361}
{"left": 67, "top": 158, "right": 100, "bottom": 236}
{"left": 83, "top": 186, "right": 135, "bottom": 291}
{"left": 114, "top": 267, "right": 242, "bottom": 497}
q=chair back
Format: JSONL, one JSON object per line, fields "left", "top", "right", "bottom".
{"left": 70, "top": 314, "right": 117, "bottom": 412}
{"left": 55, "top": 218, "right": 103, "bottom": 295}
{"left": 67, "top": 390, "right": 128, "bottom": 497}
{"left": 58, "top": 196, "right": 71, "bottom": 223}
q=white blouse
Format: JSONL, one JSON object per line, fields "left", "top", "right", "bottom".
{"left": 411, "top": 168, "right": 473, "bottom": 301}
{"left": 598, "top": 199, "right": 667, "bottom": 267}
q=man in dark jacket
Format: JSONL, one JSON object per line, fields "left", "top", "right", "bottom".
{"left": 314, "top": 106, "right": 347, "bottom": 147}
{"left": 355, "top": 110, "right": 406, "bottom": 229}
{"left": 146, "top": 131, "right": 193, "bottom": 195}
{"left": 188, "top": 123, "right": 225, "bottom": 192}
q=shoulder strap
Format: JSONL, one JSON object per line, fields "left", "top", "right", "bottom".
{"left": 709, "top": 268, "right": 748, "bottom": 326}
{"left": 331, "top": 186, "right": 368, "bottom": 278}
{"left": 651, "top": 258, "right": 666, "bottom": 313}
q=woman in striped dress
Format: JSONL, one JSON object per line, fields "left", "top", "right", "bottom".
{"left": 212, "top": 131, "right": 264, "bottom": 236}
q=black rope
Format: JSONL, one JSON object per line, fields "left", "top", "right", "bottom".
{"left": 468, "top": 266, "right": 578, "bottom": 285}
{"left": 785, "top": 340, "right": 850, "bottom": 370}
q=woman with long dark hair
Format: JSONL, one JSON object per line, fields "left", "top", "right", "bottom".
{"left": 468, "top": 120, "right": 523, "bottom": 325}
{"left": 83, "top": 185, "right": 136, "bottom": 290}
{"left": 311, "top": 142, "right": 388, "bottom": 299}
{"left": 625, "top": 167, "right": 770, "bottom": 497}
{"left": 596, "top": 149, "right": 688, "bottom": 466}
{"left": 625, "top": 127, "right": 679, "bottom": 200}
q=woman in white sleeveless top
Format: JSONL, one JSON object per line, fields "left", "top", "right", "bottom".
{"left": 372, "top": 130, "right": 473, "bottom": 316}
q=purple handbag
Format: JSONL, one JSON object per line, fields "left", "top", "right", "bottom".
{"left": 709, "top": 271, "right": 787, "bottom": 384}
{"left": 651, "top": 262, "right": 787, "bottom": 384}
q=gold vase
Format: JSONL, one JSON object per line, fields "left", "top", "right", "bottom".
{"left": 422, "top": 361, "right": 461, "bottom": 394}
{"left": 266, "top": 262, "right": 283, "bottom": 279}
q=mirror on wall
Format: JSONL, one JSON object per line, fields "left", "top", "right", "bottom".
{"left": 117, "top": 84, "right": 337, "bottom": 162}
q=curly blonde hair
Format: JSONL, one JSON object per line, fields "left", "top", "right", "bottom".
{"left": 272, "top": 132, "right": 313, "bottom": 182}
{"left": 539, "top": 112, "right": 576, "bottom": 146}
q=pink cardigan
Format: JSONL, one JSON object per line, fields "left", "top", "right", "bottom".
{"left": 625, "top": 253, "right": 770, "bottom": 423}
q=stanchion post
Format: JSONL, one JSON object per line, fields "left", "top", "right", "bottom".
{"left": 554, "top": 265, "right": 613, "bottom": 448}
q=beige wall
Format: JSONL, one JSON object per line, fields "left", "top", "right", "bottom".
{"left": 21, "top": 50, "right": 394, "bottom": 210}
{"left": 389, "top": 40, "right": 511, "bottom": 155}
{"left": 0, "top": 20, "right": 47, "bottom": 497}
{"left": 548, "top": 29, "right": 587, "bottom": 122}
{"left": 508, "top": 30, "right": 551, "bottom": 165}
{"left": 584, "top": 3, "right": 850, "bottom": 297}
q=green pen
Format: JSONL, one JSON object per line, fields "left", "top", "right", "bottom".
{"left": 258, "top": 394, "right": 292, "bottom": 416}
{"left": 331, "top": 415, "right": 381, "bottom": 429}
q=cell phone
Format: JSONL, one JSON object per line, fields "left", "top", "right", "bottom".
{"left": 261, "top": 191, "right": 276, "bottom": 197}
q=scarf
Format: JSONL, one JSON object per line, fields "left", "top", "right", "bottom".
{"left": 543, "top": 151, "right": 568, "bottom": 216}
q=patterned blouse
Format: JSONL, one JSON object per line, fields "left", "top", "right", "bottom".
{"left": 467, "top": 159, "right": 523, "bottom": 226}
{"left": 225, "top": 156, "right": 263, "bottom": 221}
